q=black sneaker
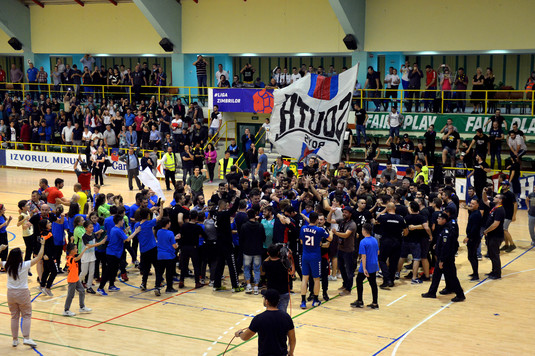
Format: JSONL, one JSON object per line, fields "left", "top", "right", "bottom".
{"left": 367, "top": 303, "right": 379, "bottom": 309}
{"left": 323, "top": 293, "right": 330, "bottom": 302}
{"left": 166, "top": 288, "right": 178, "bottom": 293}
{"left": 307, "top": 294, "right": 314, "bottom": 302}
{"left": 387, "top": 281, "right": 395, "bottom": 287}
{"left": 468, "top": 273, "right": 475, "bottom": 278}
{"left": 421, "top": 292, "right": 436, "bottom": 298}
{"left": 420, "top": 275, "right": 430, "bottom": 281}
{"left": 379, "top": 283, "right": 390, "bottom": 290}
{"left": 350, "top": 300, "right": 364, "bottom": 308}
{"left": 451, "top": 296, "right": 466, "bottom": 302}
{"left": 154, "top": 288, "right": 161, "bottom": 296}
{"left": 470, "top": 275, "right": 480, "bottom": 282}
{"left": 439, "top": 288, "right": 453, "bottom": 295}
{"left": 86, "top": 288, "right": 96, "bottom": 294}
{"left": 140, "top": 284, "right": 146, "bottom": 291}
{"left": 404, "top": 263, "right": 413, "bottom": 270}
{"left": 404, "top": 272, "right": 413, "bottom": 279}
{"left": 488, "top": 274, "right": 501, "bottom": 280}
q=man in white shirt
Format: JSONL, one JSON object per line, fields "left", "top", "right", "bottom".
{"left": 279, "top": 68, "right": 291, "bottom": 88}
{"left": 209, "top": 105, "right": 222, "bottom": 142}
{"left": 291, "top": 67, "right": 301, "bottom": 84}
{"left": 62, "top": 120, "right": 75, "bottom": 152}
{"left": 388, "top": 106, "right": 404, "bottom": 138}
{"left": 507, "top": 131, "right": 527, "bottom": 160}
{"left": 216, "top": 64, "right": 230, "bottom": 86}
{"left": 384, "top": 67, "right": 400, "bottom": 111}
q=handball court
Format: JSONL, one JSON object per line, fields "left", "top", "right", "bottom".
{"left": 0, "top": 168, "right": 533, "bottom": 356}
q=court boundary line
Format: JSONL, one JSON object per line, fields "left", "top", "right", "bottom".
{"left": 372, "top": 244, "right": 535, "bottom": 356}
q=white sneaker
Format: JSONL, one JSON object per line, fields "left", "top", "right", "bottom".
{"left": 45, "top": 288, "right": 53, "bottom": 297}
{"left": 12, "top": 339, "right": 18, "bottom": 347}
{"left": 336, "top": 273, "right": 342, "bottom": 279}
{"left": 63, "top": 310, "right": 76, "bottom": 317}
{"left": 79, "top": 307, "right": 92, "bottom": 313}
{"left": 253, "top": 286, "right": 259, "bottom": 295}
{"left": 328, "top": 275, "right": 337, "bottom": 281}
{"left": 23, "top": 338, "right": 37, "bottom": 347}
{"left": 245, "top": 284, "right": 253, "bottom": 294}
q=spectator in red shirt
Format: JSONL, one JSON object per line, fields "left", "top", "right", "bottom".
{"left": 0, "top": 65, "right": 6, "bottom": 93}
{"left": 423, "top": 65, "right": 437, "bottom": 113}
{"left": 74, "top": 155, "right": 92, "bottom": 194}
{"left": 44, "top": 178, "right": 70, "bottom": 212}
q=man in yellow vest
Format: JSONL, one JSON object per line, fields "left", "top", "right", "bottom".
{"left": 161, "top": 146, "right": 177, "bottom": 190}
{"left": 219, "top": 150, "right": 234, "bottom": 180}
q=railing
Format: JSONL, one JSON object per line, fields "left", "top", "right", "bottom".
{"left": 0, "top": 82, "right": 212, "bottom": 105}
{"left": 235, "top": 128, "right": 267, "bottom": 168}
{"left": 203, "top": 120, "right": 232, "bottom": 151}
{"left": 2, "top": 82, "right": 535, "bottom": 115}
{"left": 355, "top": 88, "right": 535, "bottom": 115}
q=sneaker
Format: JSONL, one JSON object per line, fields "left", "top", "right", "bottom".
{"left": 506, "top": 244, "right": 517, "bottom": 253}
{"left": 411, "top": 278, "right": 423, "bottom": 284}
{"left": 387, "top": 281, "right": 395, "bottom": 288}
{"left": 140, "top": 284, "right": 146, "bottom": 291}
{"left": 395, "top": 272, "right": 400, "bottom": 280}
{"left": 336, "top": 273, "right": 342, "bottom": 279}
{"left": 451, "top": 296, "right": 466, "bottom": 302}
{"left": 38, "top": 286, "right": 45, "bottom": 294}
{"left": 108, "top": 286, "right": 120, "bottom": 292}
{"left": 79, "top": 307, "right": 92, "bottom": 313}
{"left": 245, "top": 284, "right": 253, "bottom": 294}
{"left": 367, "top": 303, "right": 379, "bottom": 309}
{"left": 23, "top": 338, "right": 37, "bottom": 347}
{"left": 379, "top": 283, "right": 391, "bottom": 290}
{"left": 339, "top": 289, "right": 351, "bottom": 296}
{"left": 120, "top": 273, "right": 129, "bottom": 282}
{"left": 323, "top": 292, "right": 330, "bottom": 301}
{"left": 421, "top": 292, "right": 436, "bottom": 298}
{"left": 188, "top": 269, "right": 194, "bottom": 277}
{"left": 97, "top": 288, "right": 108, "bottom": 296}
{"left": 300, "top": 301, "right": 306, "bottom": 309}
{"left": 12, "top": 339, "right": 18, "bottom": 347}
{"left": 45, "top": 288, "right": 53, "bottom": 297}
{"left": 439, "top": 288, "right": 452, "bottom": 295}
{"left": 213, "top": 286, "right": 227, "bottom": 291}
{"left": 57, "top": 269, "right": 64, "bottom": 274}
{"left": 350, "top": 300, "right": 364, "bottom": 308}
{"left": 307, "top": 293, "right": 314, "bottom": 301}
{"left": 499, "top": 245, "right": 509, "bottom": 251}
{"left": 337, "top": 286, "right": 346, "bottom": 291}
{"left": 173, "top": 276, "right": 181, "bottom": 282}
{"left": 200, "top": 278, "right": 206, "bottom": 285}
{"left": 404, "top": 262, "right": 413, "bottom": 270}
{"left": 404, "top": 272, "right": 413, "bottom": 279}
{"left": 209, "top": 281, "right": 214, "bottom": 287}
{"left": 155, "top": 288, "right": 161, "bottom": 296}
{"left": 253, "top": 286, "right": 259, "bottom": 295}
{"left": 195, "top": 283, "right": 203, "bottom": 289}
{"left": 166, "top": 288, "right": 178, "bottom": 293}
{"left": 328, "top": 275, "right": 337, "bottom": 281}
{"left": 419, "top": 276, "right": 430, "bottom": 282}
{"left": 470, "top": 275, "right": 480, "bottom": 282}
{"left": 488, "top": 274, "right": 501, "bottom": 280}
{"left": 232, "top": 287, "right": 244, "bottom": 293}
{"left": 312, "top": 299, "right": 321, "bottom": 307}
{"left": 86, "top": 288, "right": 96, "bottom": 294}
{"left": 477, "top": 256, "right": 483, "bottom": 261}
{"left": 178, "top": 281, "right": 185, "bottom": 289}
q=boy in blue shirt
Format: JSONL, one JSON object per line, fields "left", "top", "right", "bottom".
{"left": 351, "top": 223, "right": 379, "bottom": 309}
{"left": 299, "top": 212, "right": 329, "bottom": 309}
{"left": 155, "top": 217, "right": 179, "bottom": 296}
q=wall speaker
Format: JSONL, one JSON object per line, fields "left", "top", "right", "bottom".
{"left": 159, "top": 38, "right": 174, "bottom": 52}
{"left": 8, "top": 37, "right": 22, "bottom": 51}
{"left": 343, "top": 34, "right": 357, "bottom": 51}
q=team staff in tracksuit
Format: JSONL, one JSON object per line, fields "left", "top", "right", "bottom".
{"left": 422, "top": 212, "right": 465, "bottom": 302}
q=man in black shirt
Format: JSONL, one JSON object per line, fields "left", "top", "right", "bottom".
{"left": 262, "top": 245, "right": 291, "bottom": 313}
{"left": 467, "top": 128, "right": 489, "bottom": 164}
{"left": 464, "top": 199, "right": 483, "bottom": 281}
{"left": 376, "top": 203, "right": 407, "bottom": 288}
{"left": 354, "top": 103, "right": 368, "bottom": 146}
{"left": 468, "top": 154, "right": 491, "bottom": 201}
{"left": 500, "top": 181, "right": 517, "bottom": 253}
{"left": 483, "top": 194, "right": 506, "bottom": 279}
{"left": 178, "top": 210, "right": 205, "bottom": 289}
{"left": 399, "top": 202, "right": 430, "bottom": 284}
{"left": 132, "top": 65, "right": 146, "bottom": 103}
{"left": 235, "top": 289, "right": 296, "bottom": 356}
{"left": 399, "top": 134, "right": 415, "bottom": 166}
{"left": 406, "top": 63, "right": 423, "bottom": 112}
{"left": 441, "top": 124, "right": 460, "bottom": 167}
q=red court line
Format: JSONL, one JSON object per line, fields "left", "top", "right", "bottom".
{"left": 88, "top": 287, "right": 196, "bottom": 329}
{"left": 0, "top": 311, "right": 88, "bottom": 329}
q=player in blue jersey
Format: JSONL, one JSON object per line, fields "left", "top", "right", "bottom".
{"left": 299, "top": 212, "right": 330, "bottom": 309}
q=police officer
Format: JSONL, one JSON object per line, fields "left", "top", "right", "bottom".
{"left": 422, "top": 212, "right": 465, "bottom": 302}
{"left": 482, "top": 194, "right": 506, "bottom": 279}
{"left": 376, "top": 202, "right": 407, "bottom": 289}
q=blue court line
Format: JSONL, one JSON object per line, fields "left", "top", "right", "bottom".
{"left": 372, "top": 245, "right": 535, "bottom": 355}
{"left": 8, "top": 231, "right": 16, "bottom": 242}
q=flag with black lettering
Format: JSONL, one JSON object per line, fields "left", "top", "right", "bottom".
{"left": 270, "top": 64, "right": 359, "bottom": 164}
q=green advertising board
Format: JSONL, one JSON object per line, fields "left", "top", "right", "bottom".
{"left": 363, "top": 113, "right": 535, "bottom": 134}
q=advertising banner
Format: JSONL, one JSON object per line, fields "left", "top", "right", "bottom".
{"left": 2, "top": 150, "right": 166, "bottom": 178}
{"left": 364, "top": 113, "right": 535, "bottom": 134}
{"left": 209, "top": 88, "right": 274, "bottom": 113}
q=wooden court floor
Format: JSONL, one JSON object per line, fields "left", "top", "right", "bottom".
{"left": 0, "top": 168, "right": 534, "bottom": 356}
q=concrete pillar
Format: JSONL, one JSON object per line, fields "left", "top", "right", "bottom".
{"left": 171, "top": 53, "right": 184, "bottom": 87}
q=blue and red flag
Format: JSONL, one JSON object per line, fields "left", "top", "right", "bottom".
{"left": 298, "top": 142, "right": 320, "bottom": 162}
{"left": 307, "top": 74, "right": 339, "bottom": 100}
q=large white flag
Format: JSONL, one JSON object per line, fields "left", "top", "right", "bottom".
{"left": 270, "top": 64, "right": 359, "bottom": 164}
{"left": 138, "top": 167, "right": 166, "bottom": 201}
